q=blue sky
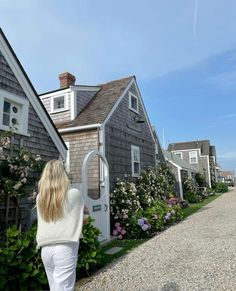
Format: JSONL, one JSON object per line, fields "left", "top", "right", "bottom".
{"left": 1, "top": 0, "right": 236, "bottom": 172}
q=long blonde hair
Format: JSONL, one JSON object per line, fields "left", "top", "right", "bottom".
{"left": 37, "top": 159, "right": 69, "bottom": 222}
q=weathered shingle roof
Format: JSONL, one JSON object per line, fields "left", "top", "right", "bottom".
{"left": 57, "top": 76, "right": 133, "bottom": 129}
{"left": 168, "top": 140, "right": 211, "bottom": 156}
{"left": 163, "top": 149, "right": 198, "bottom": 172}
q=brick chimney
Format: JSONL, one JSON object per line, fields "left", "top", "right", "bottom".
{"left": 59, "top": 72, "right": 76, "bottom": 89}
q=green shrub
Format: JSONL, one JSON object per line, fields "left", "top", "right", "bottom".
{"left": 184, "top": 192, "right": 202, "bottom": 203}
{"left": 214, "top": 182, "right": 228, "bottom": 193}
{"left": 77, "top": 217, "right": 102, "bottom": 277}
{"left": 126, "top": 200, "right": 183, "bottom": 239}
{"left": 0, "top": 225, "right": 47, "bottom": 291}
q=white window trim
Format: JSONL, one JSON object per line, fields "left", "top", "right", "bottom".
{"left": 189, "top": 151, "right": 198, "bottom": 164}
{"left": 65, "top": 141, "right": 70, "bottom": 173}
{"left": 0, "top": 89, "right": 29, "bottom": 135}
{"left": 129, "top": 92, "right": 139, "bottom": 114}
{"left": 131, "top": 145, "right": 140, "bottom": 177}
{"left": 50, "top": 94, "right": 69, "bottom": 113}
{"left": 173, "top": 151, "right": 183, "bottom": 159}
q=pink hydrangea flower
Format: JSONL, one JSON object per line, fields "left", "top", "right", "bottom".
{"left": 115, "top": 222, "right": 120, "bottom": 228}
{"left": 113, "top": 229, "right": 118, "bottom": 236}
{"left": 118, "top": 234, "right": 123, "bottom": 240}
{"left": 116, "top": 226, "right": 122, "bottom": 232}
{"left": 121, "top": 229, "right": 126, "bottom": 235}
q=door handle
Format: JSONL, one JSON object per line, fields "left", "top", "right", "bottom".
{"left": 105, "top": 204, "right": 108, "bottom": 212}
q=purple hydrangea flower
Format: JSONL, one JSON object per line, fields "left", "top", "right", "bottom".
{"left": 141, "top": 224, "right": 149, "bottom": 231}
{"left": 137, "top": 218, "right": 145, "bottom": 226}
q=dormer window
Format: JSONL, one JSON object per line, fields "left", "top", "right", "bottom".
{"left": 129, "top": 92, "right": 139, "bottom": 113}
{"left": 51, "top": 95, "right": 68, "bottom": 113}
{"left": 0, "top": 90, "right": 29, "bottom": 135}
{"left": 54, "top": 96, "right": 64, "bottom": 110}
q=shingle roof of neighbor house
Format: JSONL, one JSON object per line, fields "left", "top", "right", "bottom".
{"left": 57, "top": 76, "right": 133, "bottom": 129}
{"left": 163, "top": 149, "right": 198, "bottom": 172}
{"left": 168, "top": 140, "right": 211, "bottom": 156}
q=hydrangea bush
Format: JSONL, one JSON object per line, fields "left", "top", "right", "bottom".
{"left": 110, "top": 180, "right": 141, "bottom": 222}
{"left": 136, "top": 164, "right": 175, "bottom": 208}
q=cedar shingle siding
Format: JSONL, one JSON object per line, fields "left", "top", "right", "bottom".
{"left": 0, "top": 51, "right": 26, "bottom": 97}
{"left": 105, "top": 83, "right": 155, "bottom": 189}
{"left": 0, "top": 49, "right": 60, "bottom": 227}
{"left": 62, "top": 130, "right": 100, "bottom": 198}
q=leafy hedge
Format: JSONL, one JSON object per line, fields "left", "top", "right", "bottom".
{"left": 0, "top": 218, "right": 101, "bottom": 289}
{"left": 214, "top": 182, "right": 228, "bottom": 193}
{"left": 0, "top": 225, "right": 47, "bottom": 291}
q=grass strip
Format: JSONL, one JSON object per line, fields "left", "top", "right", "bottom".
{"left": 182, "top": 193, "right": 222, "bottom": 218}
{"left": 99, "top": 239, "right": 147, "bottom": 267}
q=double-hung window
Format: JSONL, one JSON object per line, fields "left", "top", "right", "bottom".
{"left": 189, "top": 151, "right": 198, "bottom": 164}
{"left": 0, "top": 91, "right": 29, "bottom": 135}
{"left": 131, "top": 145, "right": 140, "bottom": 177}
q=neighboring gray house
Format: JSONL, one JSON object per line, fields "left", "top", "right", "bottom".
{"left": 163, "top": 149, "right": 198, "bottom": 199}
{"left": 40, "top": 72, "right": 158, "bottom": 196}
{"left": 0, "top": 28, "right": 67, "bottom": 227}
{"left": 168, "top": 140, "right": 217, "bottom": 188}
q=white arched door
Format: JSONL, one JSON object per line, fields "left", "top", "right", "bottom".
{"left": 82, "top": 150, "right": 110, "bottom": 242}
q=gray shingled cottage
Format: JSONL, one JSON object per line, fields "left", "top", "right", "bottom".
{"left": 40, "top": 72, "right": 159, "bottom": 196}
{"left": 163, "top": 149, "right": 198, "bottom": 199}
{"left": 0, "top": 28, "right": 67, "bottom": 227}
{"left": 168, "top": 140, "right": 217, "bottom": 188}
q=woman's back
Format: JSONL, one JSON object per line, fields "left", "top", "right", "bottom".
{"left": 36, "top": 187, "right": 84, "bottom": 248}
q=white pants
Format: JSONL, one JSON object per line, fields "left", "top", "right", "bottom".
{"left": 41, "top": 242, "right": 79, "bottom": 291}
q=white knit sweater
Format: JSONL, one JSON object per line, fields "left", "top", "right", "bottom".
{"left": 36, "top": 188, "right": 84, "bottom": 248}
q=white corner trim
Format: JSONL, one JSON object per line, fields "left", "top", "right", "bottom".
{"left": 0, "top": 33, "right": 67, "bottom": 159}
{"left": 71, "top": 90, "right": 77, "bottom": 120}
{"left": 177, "top": 168, "right": 183, "bottom": 200}
{"left": 206, "top": 155, "right": 211, "bottom": 188}
{"left": 58, "top": 124, "right": 101, "bottom": 133}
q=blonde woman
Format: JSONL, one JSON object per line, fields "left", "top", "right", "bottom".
{"left": 36, "top": 159, "right": 85, "bottom": 291}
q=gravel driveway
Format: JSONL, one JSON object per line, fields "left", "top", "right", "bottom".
{"left": 76, "top": 188, "right": 236, "bottom": 291}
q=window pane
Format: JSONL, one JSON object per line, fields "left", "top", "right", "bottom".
{"left": 3, "top": 101, "right": 11, "bottom": 113}
{"left": 134, "top": 162, "right": 140, "bottom": 174}
{"left": 54, "top": 97, "right": 65, "bottom": 110}
{"left": 133, "top": 149, "right": 139, "bottom": 161}
{"left": 131, "top": 96, "right": 137, "bottom": 111}
{"left": 3, "top": 113, "right": 10, "bottom": 126}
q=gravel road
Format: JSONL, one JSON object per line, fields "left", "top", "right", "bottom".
{"left": 76, "top": 188, "right": 236, "bottom": 291}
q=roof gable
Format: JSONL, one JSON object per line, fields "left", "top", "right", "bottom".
{"left": 57, "top": 76, "right": 133, "bottom": 129}
{"left": 0, "top": 28, "right": 67, "bottom": 159}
